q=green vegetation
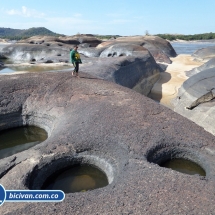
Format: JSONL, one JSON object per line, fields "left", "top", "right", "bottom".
{"left": 0, "top": 27, "right": 63, "bottom": 40}
{"left": 156, "top": 32, "right": 215, "bottom": 41}
{"left": 94, "top": 34, "right": 121, "bottom": 40}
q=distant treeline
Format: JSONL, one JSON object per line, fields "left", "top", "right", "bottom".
{"left": 94, "top": 35, "right": 121, "bottom": 40}
{"left": 0, "top": 27, "right": 63, "bottom": 40}
{"left": 156, "top": 33, "right": 215, "bottom": 41}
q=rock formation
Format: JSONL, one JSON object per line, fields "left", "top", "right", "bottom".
{"left": 0, "top": 61, "right": 4, "bottom": 68}
{"left": 0, "top": 35, "right": 164, "bottom": 96}
{"left": 81, "top": 52, "right": 161, "bottom": 96}
{"left": 173, "top": 67, "right": 215, "bottom": 135}
{"left": 0, "top": 71, "right": 215, "bottom": 214}
{"left": 97, "top": 35, "right": 177, "bottom": 63}
{"left": 192, "top": 46, "right": 215, "bottom": 61}
{"left": 186, "top": 57, "right": 215, "bottom": 77}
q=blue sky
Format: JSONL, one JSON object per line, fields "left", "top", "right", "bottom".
{"left": 0, "top": 0, "right": 214, "bottom": 36}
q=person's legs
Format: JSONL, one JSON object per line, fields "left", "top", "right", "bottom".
{"left": 75, "top": 62, "right": 79, "bottom": 77}
{"left": 72, "top": 63, "right": 76, "bottom": 76}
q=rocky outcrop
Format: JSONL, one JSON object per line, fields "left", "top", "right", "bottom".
{"left": 18, "top": 34, "right": 102, "bottom": 47}
{"left": 0, "top": 43, "right": 71, "bottom": 63}
{"left": 1, "top": 72, "right": 215, "bottom": 214}
{"left": 186, "top": 57, "right": 215, "bottom": 77}
{"left": 173, "top": 67, "right": 215, "bottom": 135}
{"left": 192, "top": 46, "right": 215, "bottom": 61}
{"left": 0, "top": 41, "right": 161, "bottom": 96}
{"left": 0, "top": 61, "right": 4, "bottom": 67}
{"left": 81, "top": 51, "right": 161, "bottom": 95}
{"left": 97, "top": 36, "right": 177, "bottom": 63}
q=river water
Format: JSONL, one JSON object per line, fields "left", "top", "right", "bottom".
{"left": 170, "top": 40, "right": 215, "bottom": 55}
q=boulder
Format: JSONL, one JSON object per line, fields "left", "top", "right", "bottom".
{"left": 0, "top": 60, "right": 4, "bottom": 67}
{"left": 186, "top": 57, "right": 215, "bottom": 77}
{"left": 192, "top": 46, "right": 215, "bottom": 61}
{"left": 97, "top": 36, "right": 176, "bottom": 63}
{"left": 173, "top": 67, "right": 215, "bottom": 135}
{"left": 81, "top": 49, "right": 161, "bottom": 96}
{"left": 99, "top": 43, "right": 149, "bottom": 57}
{"left": 70, "top": 34, "right": 102, "bottom": 47}
{"left": 0, "top": 43, "right": 71, "bottom": 63}
{"left": 18, "top": 35, "right": 102, "bottom": 47}
{"left": 78, "top": 47, "right": 106, "bottom": 57}
{"left": 0, "top": 72, "right": 215, "bottom": 214}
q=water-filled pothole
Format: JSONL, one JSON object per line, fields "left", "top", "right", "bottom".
{"left": 160, "top": 158, "right": 206, "bottom": 176}
{"left": 0, "top": 126, "right": 47, "bottom": 159}
{"left": 146, "top": 146, "right": 208, "bottom": 177}
{"left": 42, "top": 164, "right": 109, "bottom": 193}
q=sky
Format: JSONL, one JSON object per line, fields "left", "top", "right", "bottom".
{"left": 0, "top": 0, "right": 215, "bottom": 36}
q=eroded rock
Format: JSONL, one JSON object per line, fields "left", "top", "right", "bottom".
{"left": 192, "top": 46, "right": 215, "bottom": 61}
{"left": 186, "top": 57, "right": 215, "bottom": 77}
{"left": 0, "top": 72, "right": 215, "bottom": 214}
{"left": 173, "top": 67, "right": 215, "bottom": 135}
{"left": 98, "top": 35, "right": 176, "bottom": 63}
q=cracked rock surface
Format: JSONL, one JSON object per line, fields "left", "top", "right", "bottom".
{"left": 0, "top": 71, "right": 215, "bottom": 214}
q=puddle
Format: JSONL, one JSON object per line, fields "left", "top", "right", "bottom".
{"left": 0, "top": 126, "right": 48, "bottom": 159}
{"left": 160, "top": 158, "right": 206, "bottom": 176}
{"left": 42, "top": 164, "right": 109, "bottom": 193}
{"left": 0, "top": 65, "right": 72, "bottom": 74}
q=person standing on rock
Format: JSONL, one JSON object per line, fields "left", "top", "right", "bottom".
{"left": 70, "top": 45, "right": 82, "bottom": 77}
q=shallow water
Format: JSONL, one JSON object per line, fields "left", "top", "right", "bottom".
{"left": 42, "top": 165, "right": 108, "bottom": 193}
{"left": 160, "top": 158, "right": 206, "bottom": 176}
{"left": 0, "top": 126, "right": 47, "bottom": 159}
{"left": 0, "top": 64, "right": 72, "bottom": 74}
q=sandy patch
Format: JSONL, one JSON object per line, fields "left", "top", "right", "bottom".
{"left": 149, "top": 54, "right": 204, "bottom": 109}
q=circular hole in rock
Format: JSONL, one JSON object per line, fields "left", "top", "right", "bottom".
{"left": 160, "top": 158, "right": 206, "bottom": 176}
{"left": 147, "top": 147, "right": 207, "bottom": 176}
{"left": 27, "top": 155, "right": 114, "bottom": 193}
{"left": 0, "top": 126, "right": 48, "bottom": 159}
{"left": 42, "top": 164, "right": 109, "bottom": 193}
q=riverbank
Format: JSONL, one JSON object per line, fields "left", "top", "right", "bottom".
{"left": 148, "top": 54, "right": 204, "bottom": 109}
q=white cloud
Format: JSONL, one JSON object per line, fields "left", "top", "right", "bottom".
{"left": 6, "top": 6, "right": 45, "bottom": 18}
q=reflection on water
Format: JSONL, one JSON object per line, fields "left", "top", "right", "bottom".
{"left": 0, "top": 64, "right": 72, "bottom": 74}
{"left": 0, "top": 126, "right": 47, "bottom": 159}
{"left": 160, "top": 158, "right": 206, "bottom": 176}
{"left": 42, "top": 165, "right": 108, "bottom": 193}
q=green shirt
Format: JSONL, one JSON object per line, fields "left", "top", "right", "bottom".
{"left": 70, "top": 49, "right": 82, "bottom": 64}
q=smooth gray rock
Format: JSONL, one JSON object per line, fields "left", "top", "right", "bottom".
{"left": 186, "top": 57, "right": 215, "bottom": 77}
{"left": 1, "top": 72, "right": 215, "bottom": 214}
{"left": 0, "top": 61, "right": 4, "bottom": 67}
{"left": 98, "top": 36, "right": 176, "bottom": 63}
{"left": 0, "top": 43, "right": 70, "bottom": 63}
{"left": 192, "top": 46, "right": 215, "bottom": 61}
{"left": 99, "top": 43, "right": 149, "bottom": 57}
{"left": 81, "top": 51, "right": 161, "bottom": 96}
{"left": 19, "top": 35, "right": 102, "bottom": 47}
{"left": 173, "top": 68, "right": 215, "bottom": 135}
{"left": 78, "top": 47, "right": 106, "bottom": 57}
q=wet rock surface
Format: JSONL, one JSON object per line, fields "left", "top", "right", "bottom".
{"left": 173, "top": 67, "right": 215, "bottom": 135}
{"left": 0, "top": 72, "right": 215, "bottom": 214}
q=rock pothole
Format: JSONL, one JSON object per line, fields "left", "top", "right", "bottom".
{"left": 146, "top": 146, "right": 208, "bottom": 177}
{"left": 26, "top": 155, "right": 114, "bottom": 193}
